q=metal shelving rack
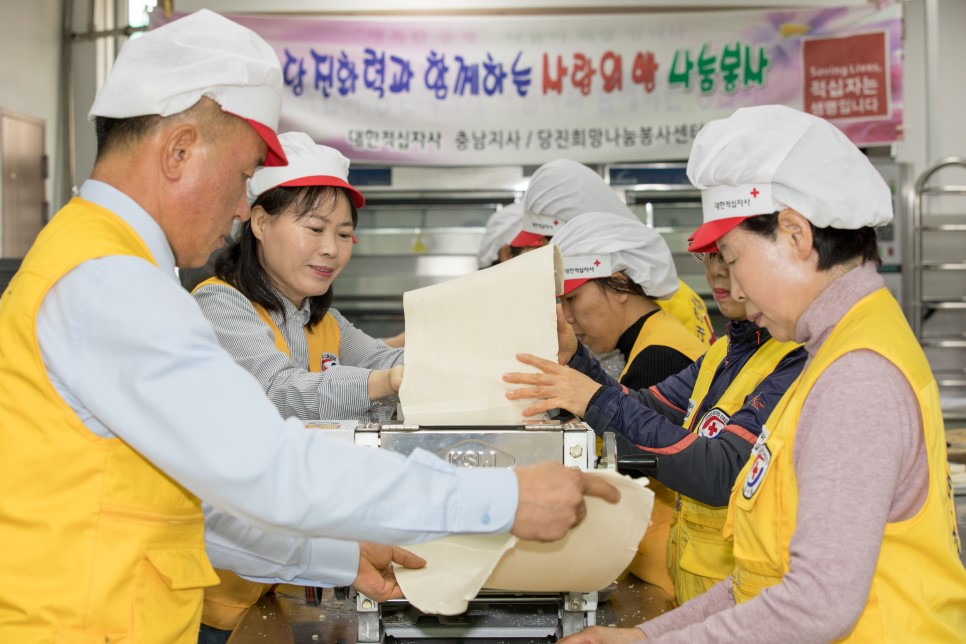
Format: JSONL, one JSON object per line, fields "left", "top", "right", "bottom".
{"left": 912, "top": 157, "right": 966, "bottom": 424}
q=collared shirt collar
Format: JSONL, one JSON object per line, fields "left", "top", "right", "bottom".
{"left": 267, "top": 283, "right": 312, "bottom": 327}
{"left": 78, "top": 180, "right": 178, "bottom": 282}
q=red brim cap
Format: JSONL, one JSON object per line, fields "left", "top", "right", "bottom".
{"left": 277, "top": 175, "right": 366, "bottom": 208}
{"left": 686, "top": 216, "right": 750, "bottom": 253}
{"left": 510, "top": 230, "right": 547, "bottom": 248}
{"left": 245, "top": 118, "right": 288, "bottom": 167}
{"left": 561, "top": 278, "right": 590, "bottom": 295}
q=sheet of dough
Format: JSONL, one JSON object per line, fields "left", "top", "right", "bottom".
{"left": 395, "top": 470, "right": 653, "bottom": 615}
{"left": 399, "top": 243, "right": 563, "bottom": 425}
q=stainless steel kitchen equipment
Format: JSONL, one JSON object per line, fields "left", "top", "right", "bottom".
{"left": 358, "top": 589, "right": 601, "bottom": 643}
{"left": 227, "top": 574, "right": 673, "bottom": 644}
{"left": 351, "top": 419, "right": 598, "bottom": 643}
{"left": 225, "top": 411, "right": 665, "bottom": 644}
{"left": 911, "top": 157, "right": 966, "bottom": 426}
{"left": 299, "top": 420, "right": 654, "bottom": 643}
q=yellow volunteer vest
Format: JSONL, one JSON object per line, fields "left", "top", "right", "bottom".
{"left": 0, "top": 198, "right": 220, "bottom": 643}
{"left": 194, "top": 276, "right": 341, "bottom": 373}
{"left": 657, "top": 280, "right": 716, "bottom": 347}
{"left": 193, "top": 277, "right": 341, "bottom": 630}
{"left": 620, "top": 311, "right": 707, "bottom": 599}
{"left": 725, "top": 288, "right": 966, "bottom": 641}
{"left": 667, "top": 334, "right": 798, "bottom": 603}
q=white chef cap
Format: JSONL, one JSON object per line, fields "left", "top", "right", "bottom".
{"left": 248, "top": 132, "right": 364, "bottom": 207}
{"left": 89, "top": 10, "right": 287, "bottom": 167}
{"left": 686, "top": 104, "right": 892, "bottom": 253}
{"left": 477, "top": 203, "right": 525, "bottom": 269}
{"left": 515, "top": 158, "right": 635, "bottom": 247}
{"left": 552, "top": 212, "right": 679, "bottom": 299}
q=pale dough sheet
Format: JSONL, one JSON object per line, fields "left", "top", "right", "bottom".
{"left": 395, "top": 470, "right": 653, "bottom": 615}
{"left": 398, "top": 243, "right": 563, "bottom": 425}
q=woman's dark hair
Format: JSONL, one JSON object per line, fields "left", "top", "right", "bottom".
{"left": 214, "top": 185, "right": 359, "bottom": 328}
{"left": 739, "top": 212, "right": 881, "bottom": 270}
{"left": 593, "top": 273, "right": 648, "bottom": 298}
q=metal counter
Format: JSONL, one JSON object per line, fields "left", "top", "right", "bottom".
{"left": 227, "top": 576, "right": 674, "bottom": 644}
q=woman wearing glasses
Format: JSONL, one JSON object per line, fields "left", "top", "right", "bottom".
{"left": 504, "top": 211, "right": 805, "bottom": 605}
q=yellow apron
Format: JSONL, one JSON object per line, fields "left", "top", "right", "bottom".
{"left": 620, "top": 311, "right": 707, "bottom": 600}
{"left": 193, "top": 277, "right": 341, "bottom": 630}
{"left": 0, "top": 198, "right": 220, "bottom": 643}
{"left": 725, "top": 288, "right": 966, "bottom": 641}
{"left": 668, "top": 334, "right": 798, "bottom": 603}
{"left": 194, "top": 276, "right": 340, "bottom": 372}
{"left": 657, "top": 280, "right": 716, "bottom": 347}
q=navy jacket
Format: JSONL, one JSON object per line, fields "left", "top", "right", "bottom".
{"left": 574, "top": 320, "right": 807, "bottom": 506}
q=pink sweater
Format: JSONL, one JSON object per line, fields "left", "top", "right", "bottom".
{"left": 637, "top": 263, "right": 930, "bottom": 643}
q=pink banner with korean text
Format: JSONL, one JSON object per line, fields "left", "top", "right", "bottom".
{"left": 153, "top": 3, "right": 902, "bottom": 166}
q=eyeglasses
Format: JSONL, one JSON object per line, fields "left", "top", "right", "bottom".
{"left": 690, "top": 252, "right": 719, "bottom": 265}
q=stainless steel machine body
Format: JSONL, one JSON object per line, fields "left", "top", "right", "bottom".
{"left": 349, "top": 420, "right": 600, "bottom": 643}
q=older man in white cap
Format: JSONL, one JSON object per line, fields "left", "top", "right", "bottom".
{"left": 0, "top": 10, "right": 619, "bottom": 643}
{"left": 555, "top": 105, "right": 966, "bottom": 644}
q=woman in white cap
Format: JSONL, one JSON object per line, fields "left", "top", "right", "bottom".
{"left": 552, "top": 106, "right": 966, "bottom": 643}
{"left": 526, "top": 211, "right": 708, "bottom": 603}
{"left": 192, "top": 132, "right": 407, "bottom": 638}
{"left": 550, "top": 212, "right": 705, "bottom": 389}
{"left": 193, "top": 132, "right": 403, "bottom": 424}
{"left": 505, "top": 227, "right": 804, "bottom": 608}
{"left": 477, "top": 202, "right": 525, "bottom": 269}
{"left": 518, "top": 158, "right": 716, "bottom": 347}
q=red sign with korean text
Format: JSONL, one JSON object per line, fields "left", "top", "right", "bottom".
{"left": 802, "top": 31, "right": 889, "bottom": 121}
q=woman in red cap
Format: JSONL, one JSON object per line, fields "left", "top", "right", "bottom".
{"left": 547, "top": 106, "right": 966, "bottom": 643}
{"left": 192, "top": 131, "right": 408, "bottom": 641}
{"left": 512, "top": 211, "right": 710, "bottom": 605}
{"left": 193, "top": 132, "right": 403, "bottom": 425}
{"left": 505, "top": 213, "right": 805, "bottom": 609}
{"left": 519, "top": 158, "right": 716, "bottom": 347}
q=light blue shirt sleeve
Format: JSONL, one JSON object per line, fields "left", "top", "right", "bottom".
{"left": 203, "top": 503, "right": 359, "bottom": 586}
{"left": 34, "top": 181, "right": 519, "bottom": 545}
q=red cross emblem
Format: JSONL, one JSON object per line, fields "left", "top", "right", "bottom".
{"left": 593, "top": 259, "right": 601, "bottom": 267}
{"left": 553, "top": 219, "right": 559, "bottom": 226}
{"left": 750, "top": 187, "right": 760, "bottom": 198}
